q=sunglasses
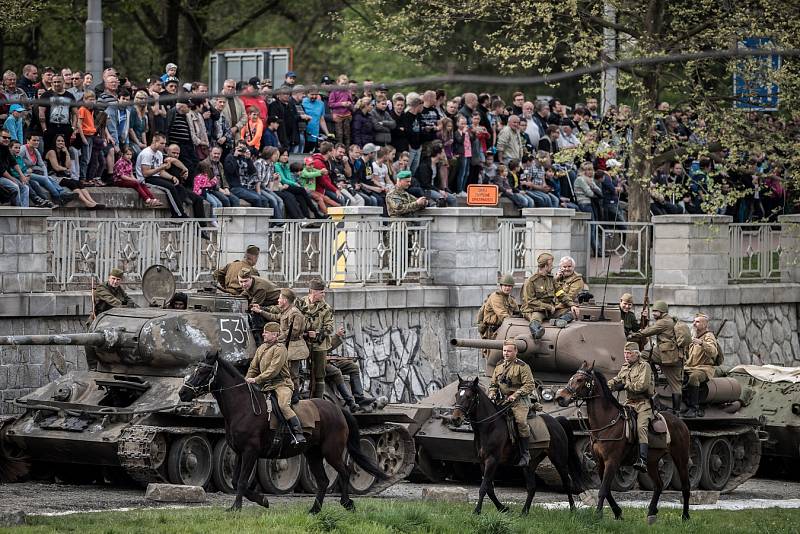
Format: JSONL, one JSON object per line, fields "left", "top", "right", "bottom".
{"left": 0, "top": 136, "right": 10, "bottom": 140}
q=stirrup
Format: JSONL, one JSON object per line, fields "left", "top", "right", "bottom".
{"left": 292, "top": 431, "right": 306, "bottom": 444}
{"left": 632, "top": 458, "right": 647, "bottom": 472}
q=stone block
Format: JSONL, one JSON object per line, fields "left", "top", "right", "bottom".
{"left": 31, "top": 234, "right": 48, "bottom": 254}
{"left": 654, "top": 269, "right": 689, "bottom": 286}
{"left": 420, "top": 486, "right": 469, "bottom": 502}
{"left": 386, "top": 288, "right": 407, "bottom": 309}
{"left": 145, "top": 483, "right": 206, "bottom": 503}
{"left": 405, "top": 287, "right": 424, "bottom": 308}
{"left": 0, "top": 255, "right": 18, "bottom": 273}
{"left": 422, "top": 287, "right": 449, "bottom": 307}
{"left": 0, "top": 510, "right": 25, "bottom": 526}
{"left": 2, "top": 274, "right": 32, "bottom": 294}
{"left": 18, "top": 216, "right": 47, "bottom": 235}
{"left": 0, "top": 216, "right": 17, "bottom": 234}
{"left": 23, "top": 254, "right": 47, "bottom": 275}
{"left": 364, "top": 289, "right": 388, "bottom": 310}
{"left": 689, "top": 490, "right": 719, "bottom": 505}
{"left": 450, "top": 286, "right": 486, "bottom": 308}
{"left": 3, "top": 235, "right": 32, "bottom": 254}
{"left": 344, "top": 289, "right": 366, "bottom": 310}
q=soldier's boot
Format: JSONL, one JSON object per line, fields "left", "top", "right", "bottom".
{"left": 312, "top": 381, "right": 326, "bottom": 399}
{"left": 681, "top": 385, "right": 700, "bottom": 418}
{"left": 291, "top": 390, "right": 301, "bottom": 405}
{"left": 336, "top": 382, "right": 360, "bottom": 412}
{"left": 632, "top": 443, "right": 649, "bottom": 472}
{"left": 672, "top": 393, "right": 682, "bottom": 414}
{"left": 288, "top": 416, "right": 307, "bottom": 445}
{"left": 528, "top": 320, "right": 545, "bottom": 340}
{"left": 516, "top": 435, "right": 531, "bottom": 467}
{"left": 551, "top": 312, "right": 574, "bottom": 329}
{"left": 350, "top": 374, "right": 376, "bottom": 406}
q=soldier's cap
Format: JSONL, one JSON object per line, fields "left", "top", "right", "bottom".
{"left": 109, "top": 268, "right": 124, "bottom": 278}
{"left": 280, "top": 287, "right": 296, "bottom": 302}
{"left": 246, "top": 245, "right": 260, "bottom": 255}
{"left": 624, "top": 341, "right": 640, "bottom": 352}
{"left": 695, "top": 312, "right": 709, "bottom": 320}
{"left": 263, "top": 322, "right": 281, "bottom": 333}
{"left": 537, "top": 252, "right": 554, "bottom": 266}
{"left": 238, "top": 267, "right": 253, "bottom": 279}
{"left": 308, "top": 278, "right": 326, "bottom": 291}
{"left": 503, "top": 338, "right": 518, "bottom": 348}
{"left": 498, "top": 273, "right": 515, "bottom": 286}
{"left": 396, "top": 170, "right": 412, "bottom": 180}
{"left": 620, "top": 293, "right": 633, "bottom": 303}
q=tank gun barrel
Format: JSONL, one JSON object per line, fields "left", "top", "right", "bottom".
{"left": 450, "top": 338, "right": 530, "bottom": 353}
{"left": 0, "top": 330, "right": 122, "bottom": 348}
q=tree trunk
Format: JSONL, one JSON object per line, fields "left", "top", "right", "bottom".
{"left": 181, "top": 13, "right": 210, "bottom": 82}
{"left": 157, "top": 0, "right": 181, "bottom": 74}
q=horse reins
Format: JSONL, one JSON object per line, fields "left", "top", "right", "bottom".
{"left": 454, "top": 386, "right": 514, "bottom": 425}
{"left": 567, "top": 369, "right": 626, "bottom": 443}
{"left": 183, "top": 361, "right": 263, "bottom": 416}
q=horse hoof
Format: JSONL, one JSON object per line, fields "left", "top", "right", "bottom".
{"left": 473, "top": 509, "right": 482, "bottom": 515}
{"left": 309, "top": 507, "right": 321, "bottom": 515}
{"left": 342, "top": 500, "right": 355, "bottom": 512}
{"left": 682, "top": 513, "right": 690, "bottom": 521}
{"left": 614, "top": 515, "right": 623, "bottom": 521}
{"left": 258, "top": 495, "right": 270, "bottom": 509}
{"left": 226, "top": 505, "right": 241, "bottom": 513}
{"left": 647, "top": 515, "right": 657, "bottom": 525}
{"left": 499, "top": 506, "right": 510, "bottom": 514}
{"left": 521, "top": 509, "right": 529, "bottom": 517}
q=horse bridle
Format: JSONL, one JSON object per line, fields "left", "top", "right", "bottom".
{"left": 562, "top": 368, "right": 596, "bottom": 402}
{"left": 565, "top": 368, "right": 625, "bottom": 441}
{"left": 453, "top": 383, "right": 512, "bottom": 425}
{"left": 181, "top": 361, "right": 218, "bottom": 397}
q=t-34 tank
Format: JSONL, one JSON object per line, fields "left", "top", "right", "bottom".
{"left": 0, "top": 265, "right": 414, "bottom": 495}
{"left": 396, "top": 304, "right": 762, "bottom": 493}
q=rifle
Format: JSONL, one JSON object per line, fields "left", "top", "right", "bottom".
{"left": 285, "top": 322, "right": 293, "bottom": 349}
{"left": 715, "top": 318, "right": 728, "bottom": 338}
{"left": 638, "top": 282, "right": 650, "bottom": 352}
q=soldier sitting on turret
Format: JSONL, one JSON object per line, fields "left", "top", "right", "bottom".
{"left": 489, "top": 339, "right": 535, "bottom": 466}
{"left": 477, "top": 273, "right": 520, "bottom": 339}
{"left": 93, "top": 268, "right": 137, "bottom": 317}
{"left": 682, "top": 313, "right": 718, "bottom": 419}
{"left": 214, "top": 245, "right": 261, "bottom": 295}
{"left": 521, "top": 252, "right": 568, "bottom": 339}
{"left": 245, "top": 322, "right": 306, "bottom": 444}
{"left": 608, "top": 341, "right": 654, "bottom": 473}
{"left": 551, "top": 256, "right": 584, "bottom": 328}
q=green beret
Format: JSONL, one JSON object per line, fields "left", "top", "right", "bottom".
{"left": 263, "top": 322, "right": 281, "bottom": 333}
{"left": 110, "top": 268, "right": 124, "bottom": 278}
{"left": 396, "top": 170, "right": 412, "bottom": 180}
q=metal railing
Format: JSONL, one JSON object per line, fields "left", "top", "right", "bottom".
{"left": 729, "top": 223, "right": 783, "bottom": 282}
{"left": 497, "top": 218, "right": 531, "bottom": 277}
{"left": 586, "top": 221, "right": 652, "bottom": 281}
{"left": 47, "top": 217, "right": 431, "bottom": 290}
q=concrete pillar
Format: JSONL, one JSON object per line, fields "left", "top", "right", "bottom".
{"left": 85, "top": 0, "right": 104, "bottom": 83}
{"left": 213, "top": 207, "right": 272, "bottom": 272}
{"left": 778, "top": 214, "right": 800, "bottom": 283}
{"left": 429, "top": 207, "right": 503, "bottom": 286}
{"left": 570, "top": 211, "right": 591, "bottom": 278}
{"left": 327, "top": 206, "right": 383, "bottom": 287}
{"left": 652, "top": 214, "right": 732, "bottom": 286}
{"left": 522, "top": 208, "right": 576, "bottom": 268}
{"left": 0, "top": 208, "right": 51, "bottom": 299}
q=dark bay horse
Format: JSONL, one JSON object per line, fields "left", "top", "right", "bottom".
{"left": 178, "top": 351, "right": 386, "bottom": 513}
{"left": 555, "top": 361, "right": 691, "bottom": 523}
{"left": 451, "top": 377, "right": 584, "bottom": 515}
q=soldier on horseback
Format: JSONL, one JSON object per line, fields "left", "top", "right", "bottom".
{"left": 607, "top": 341, "right": 655, "bottom": 472}
{"left": 488, "top": 339, "right": 535, "bottom": 466}
{"left": 245, "top": 322, "right": 306, "bottom": 444}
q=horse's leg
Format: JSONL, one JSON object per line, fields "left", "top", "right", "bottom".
{"left": 474, "top": 457, "right": 499, "bottom": 515}
{"left": 229, "top": 450, "right": 258, "bottom": 512}
{"left": 243, "top": 458, "right": 269, "bottom": 508}
{"left": 305, "top": 449, "right": 329, "bottom": 515}
{"left": 596, "top": 457, "right": 623, "bottom": 520}
{"left": 483, "top": 456, "right": 508, "bottom": 514}
{"left": 328, "top": 449, "right": 355, "bottom": 511}
{"left": 672, "top": 446, "right": 691, "bottom": 521}
{"left": 550, "top": 446, "right": 576, "bottom": 511}
{"left": 521, "top": 455, "right": 541, "bottom": 515}
{"left": 645, "top": 452, "right": 664, "bottom": 525}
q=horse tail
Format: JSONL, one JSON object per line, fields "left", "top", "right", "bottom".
{"left": 342, "top": 408, "right": 388, "bottom": 480}
{"left": 556, "top": 415, "right": 584, "bottom": 493}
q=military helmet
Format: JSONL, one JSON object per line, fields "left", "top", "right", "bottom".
{"left": 498, "top": 273, "right": 515, "bottom": 286}
{"left": 652, "top": 300, "right": 668, "bottom": 313}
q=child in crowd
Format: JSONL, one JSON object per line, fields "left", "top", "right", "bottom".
{"left": 480, "top": 152, "right": 497, "bottom": 184}
{"left": 300, "top": 157, "right": 328, "bottom": 215}
{"left": 113, "top": 145, "right": 162, "bottom": 207}
{"left": 253, "top": 146, "right": 285, "bottom": 218}
{"left": 491, "top": 163, "right": 531, "bottom": 209}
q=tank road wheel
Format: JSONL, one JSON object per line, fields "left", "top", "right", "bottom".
{"left": 211, "top": 439, "right": 238, "bottom": 494}
{"left": 700, "top": 437, "right": 733, "bottom": 491}
{"left": 167, "top": 434, "right": 213, "bottom": 487}
{"left": 348, "top": 438, "right": 379, "bottom": 494}
{"left": 611, "top": 465, "right": 638, "bottom": 491}
{"left": 576, "top": 438, "right": 600, "bottom": 489}
{"left": 672, "top": 437, "right": 702, "bottom": 490}
{"left": 299, "top": 457, "right": 338, "bottom": 494}
{"left": 258, "top": 456, "right": 303, "bottom": 494}
{"left": 639, "top": 453, "right": 674, "bottom": 491}
{"left": 375, "top": 429, "right": 410, "bottom": 477}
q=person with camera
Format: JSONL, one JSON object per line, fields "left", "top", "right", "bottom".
{"left": 387, "top": 170, "right": 427, "bottom": 217}
{"left": 408, "top": 142, "right": 455, "bottom": 207}
{"left": 222, "top": 141, "right": 266, "bottom": 208}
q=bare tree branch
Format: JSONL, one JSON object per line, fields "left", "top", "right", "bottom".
{"left": 208, "top": 0, "right": 281, "bottom": 47}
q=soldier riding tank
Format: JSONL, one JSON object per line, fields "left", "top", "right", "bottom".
{"left": 0, "top": 265, "right": 414, "bottom": 495}
{"left": 392, "top": 302, "right": 762, "bottom": 493}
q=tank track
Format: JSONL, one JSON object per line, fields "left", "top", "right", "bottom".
{"left": 359, "top": 423, "right": 416, "bottom": 496}
{"left": 689, "top": 426, "right": 761, "bottom": 494}
{"left": 118, "top": 424, "right": 223, "bottom": 486}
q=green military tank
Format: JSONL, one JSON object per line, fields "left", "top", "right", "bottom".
{"left": 393, "top": 304, "right": 762, "bottom": 493}
{"left": 0, "top": 265, "right": 414, "bottom": 495}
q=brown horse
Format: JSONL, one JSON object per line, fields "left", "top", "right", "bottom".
{"left": 451, "top": 376, "right": 584, "bottom": 515}
{"left": 555, "top": 361, "right": 691, "bottom": 524}
{"left": 178, "top": 351, "right": 386, "bottom": 513}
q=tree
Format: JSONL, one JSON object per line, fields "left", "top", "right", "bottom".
{"left": 341, "top": 0, "right": 800, "bottom": 221}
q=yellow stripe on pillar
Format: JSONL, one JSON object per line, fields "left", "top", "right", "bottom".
{"left": 330, "top": 212, "right": 347, "bottom": 288}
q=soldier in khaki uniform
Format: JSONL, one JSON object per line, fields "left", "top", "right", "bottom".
{"left": 608, "top": 341, "right": 655, "bottom": 472}
{"left": 387, "top": 171, "right": 427, "bottom": 217}
{"left": 521, "top": 252, "right": 563, "bottom": 339}
{"left": 629, "top": 300, "right": 683, "bottom": 413}
{"left": 477, "top": 273, "right": 520, "bottom": 339}
{"left": 296, "top": 278, "right": 335, "bottom": 399}
{"left": 488, "top": 339, "right": 536, "bottom": 466}
{"left": 93, "top": 268, "right": 137, "bottom": 317}
{"left": 213, "top": 245, "right": 260, "bottom": 294}
{"left": 245, "top": 322, "right": 305, "bottom": 444}
{"left": 252, "top": 288, "right": 308, "bottom": 402}
{"left": 682, "top": 313, "right": 718, "bottom": 418}
{"left": 238, "top": 268, "right": 281, "bottom": 308}
{"left": 552, "top": 256, "right": 584, "bottom": 328}
{"left": 619, "top": 293, "right": 640, "bottom": 336}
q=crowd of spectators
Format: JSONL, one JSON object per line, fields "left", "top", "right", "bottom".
{"left": 0, "top": 61, "right": 793, "bottom": 223}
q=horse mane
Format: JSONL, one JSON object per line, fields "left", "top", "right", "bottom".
{"left": 216, "top": 356, "right": 245, "bottom": 382}
{"left": 589, "top": 369, "right": 624, "bottom": 411}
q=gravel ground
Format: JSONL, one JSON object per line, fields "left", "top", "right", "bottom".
{"left": 2, "top": 477, "right": 800, "bottom": 516}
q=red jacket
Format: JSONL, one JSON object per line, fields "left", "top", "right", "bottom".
{"left": 240, "top": 95, "right": 268, "bottom": 124}
{"left": 312, "top": 153, "right": 337, "bottom": 194}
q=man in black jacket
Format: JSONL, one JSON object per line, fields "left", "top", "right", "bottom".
{"left": 268, "top": 88, "right": 297, "bottom": 150}
{"left": 409, "top": 143, "right": 455, "bottom": 206}
{"left": 223, "top": 142, "right": 265, "bottom": 207}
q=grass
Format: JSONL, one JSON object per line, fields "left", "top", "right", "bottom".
{"left": 5, "top": 500, "right": 800, "bottom": 534}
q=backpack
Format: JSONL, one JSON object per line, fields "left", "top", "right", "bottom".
{"left": 713, "top": 339, "right": 724, "bottom": 367}
{"left": 673, "top": 321, "right": 692, "bottom": 354}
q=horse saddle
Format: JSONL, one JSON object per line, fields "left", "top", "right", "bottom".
{"left": 505, "top": 412, "right": 550, "bottom": 449}
{"left": 622, "top": 407, "right": 671, "bottom": 449}
{"left": 265, "top": 394, "right": 319, "bottom": 433}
